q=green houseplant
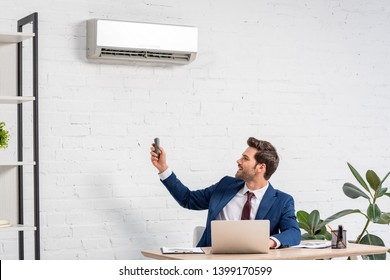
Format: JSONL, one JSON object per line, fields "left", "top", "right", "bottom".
{"left": 321, "top": 162, "right": 390, "bottom": 259}
{"left": 297, "top": 210, "right": 332, "bottom": 240}
{"left": 0, "top": 122, "right": 10, "bottom": 149}
{"left": 298, "top": 163, "right": 390, "bottom": 259}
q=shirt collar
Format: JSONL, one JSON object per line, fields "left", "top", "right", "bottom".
{"left": 241, "top": 181, "right": 269, "bottom": 198}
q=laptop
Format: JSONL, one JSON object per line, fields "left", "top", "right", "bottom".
{"left": 211, "top": 220, "right": 270, "bottom": 254}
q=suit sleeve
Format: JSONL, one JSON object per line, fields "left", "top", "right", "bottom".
{"left": 271, "top": 195, "right": 301, "bottom": 247}
{"left": 161, "top": 172, "right": 219, "bottom": 210}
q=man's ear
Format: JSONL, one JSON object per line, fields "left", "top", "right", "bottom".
{"left": 255, "top": 163, "right": 266, "bottom": 174}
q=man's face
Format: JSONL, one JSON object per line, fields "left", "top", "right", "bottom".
{"left": 235, "top": 147, "right": 260, "bottom": 181}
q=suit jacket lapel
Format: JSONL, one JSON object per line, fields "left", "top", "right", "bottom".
{"left": 210, "top": 180, "right": 244, "bottom": 220}
{"left": 255, "top": 183, "right": 277, "bottom": 219}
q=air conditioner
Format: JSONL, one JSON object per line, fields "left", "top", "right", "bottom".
{"left": 87, "top": 19, "right": 198, "bottom": 64}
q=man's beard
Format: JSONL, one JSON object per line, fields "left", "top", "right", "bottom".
{"left": 235, "top": 168, "right": 256, "bottom": 182}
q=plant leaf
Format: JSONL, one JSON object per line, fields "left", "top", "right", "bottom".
{"left": 298, "top": 222, "right": 311, "bottom": 233}
{"left": 381, "top": 171, "right": 390, "bottom": 184}
{"left": 317, "top": 223, "right": 327, "bottom": 235}
{"left": 307, "top": 210, "right": 320, "bottom": 234}
{"left": 360, "top": 234, "right": 385, "bottom": 246}
{"left": 347, "top": 162, "right": 370, "bottom": 193}
{"left": 314, "top": 223, "right": 323, "bottom": 233}
{"left": 375, "top": 187, "right": 388, "bottom": 198}
{"left": 342, "top": 183, "right": 370, "bottom": 199}
{"left": 324, "top": 231, "right": 332, "bottom": 241}
{"left": 360, "top": 234, "right": 386, "bottom": 260}
{"left": 377, "top": 212, "right": 390, "bottom": 225}
{"left": 315, "top": 223, "right": 331, "bottom": 237}
{"left": 367, "top": 203, "right": 381, "bottom": 223}
{"left": 366, "top": 170, "right": 381, "bottom": 191}
{"left": 297, "top": 211, "right": 311, "bottom": 234}
{"left": 318, "top": 209, "right": 362, "bottom": 229}
{"left": 296, "top": 210, "right": 309, "bottom": 223}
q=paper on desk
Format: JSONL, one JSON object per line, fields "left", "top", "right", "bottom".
{"left": 293, "top": 241, "right": 331, "bottom": 249}
{"left": 160, "top": 247, "right": 205, "bottom": 254}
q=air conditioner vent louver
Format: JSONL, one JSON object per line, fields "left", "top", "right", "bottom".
{"left": 87, "top": 19, "right": 197, "bottom": 65}
{"left": 100, "top": 48, "right": 191, "bottom": 62}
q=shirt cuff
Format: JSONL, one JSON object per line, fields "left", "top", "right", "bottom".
{"left": 270, "top": 237, "right": 281, "bottom": 249}
{"left": 158, "top": 168, "right": 172, "bottom": 181}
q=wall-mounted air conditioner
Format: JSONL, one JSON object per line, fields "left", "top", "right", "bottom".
{"left": 87, "top": 19, "right": 198, "bottom": 64}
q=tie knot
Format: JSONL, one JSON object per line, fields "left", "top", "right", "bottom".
{"left": 246, "top": 191, "right": 254, "bottom": 201}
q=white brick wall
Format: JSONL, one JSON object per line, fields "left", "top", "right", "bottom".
{"left": 1, "top": 0, "right": 389, "bottom": 259}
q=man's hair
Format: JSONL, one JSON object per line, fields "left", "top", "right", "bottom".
{"left": 247, "top": 137, "right": 279, "bottom": 180}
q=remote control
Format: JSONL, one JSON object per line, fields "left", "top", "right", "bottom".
{"left": 154, "top": 138, "right": 160, "bottom": 158}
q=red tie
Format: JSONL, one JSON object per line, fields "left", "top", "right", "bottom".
{"left": 241, "top": 192, "right": 254, "bottom": 220}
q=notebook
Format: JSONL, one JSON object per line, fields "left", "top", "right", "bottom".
{"left": 211, "top": 220, "right": 270, "bottom": 254}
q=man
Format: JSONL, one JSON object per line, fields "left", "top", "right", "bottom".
{"left": 150, "top": 137, "right": 301, "bottom": 248}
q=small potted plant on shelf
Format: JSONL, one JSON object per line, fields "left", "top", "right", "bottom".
{"left": 0, "top": 122, "right": 10, "bottom": 149}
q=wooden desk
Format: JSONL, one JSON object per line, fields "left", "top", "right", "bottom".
{"left": 142, "top": 243, "right": 388, "bottom": 260}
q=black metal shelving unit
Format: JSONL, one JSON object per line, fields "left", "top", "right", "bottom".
{"left": 16, "top": 12, "right": 40, "bottom": 260}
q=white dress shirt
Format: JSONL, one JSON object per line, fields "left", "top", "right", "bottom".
{"left": 216, "top": 183, "right": 268, "bottom": 220}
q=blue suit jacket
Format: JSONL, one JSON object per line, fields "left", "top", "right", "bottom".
{"left": 161, "top": 172, "right": 301, "bottom": 248}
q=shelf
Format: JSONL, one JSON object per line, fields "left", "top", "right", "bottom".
{"left": 0, "top": 162, "right": 36, "bottom": 166}
{"left": 0, "top": 13, "right": 40, "bottom": 260}
{"left": 0, "top": 224, "right": 36, "bottom": 232}
{"left": 0, "top": 96, "right": 35, "bottom": 104}
{"left": 0, "top": 32, "right": 34, "bottom": 43}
